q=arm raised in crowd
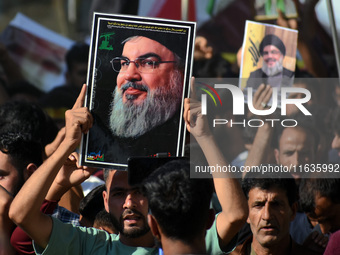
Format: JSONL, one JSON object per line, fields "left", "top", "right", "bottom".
{"left": 244, "top": 84, "right": 274, "bottom": 176}
{"left": 183, "top": 81, "right": 248, "bottom": 249}
{"left": 9, "top": 84, "right": 93, "bottom": 249}
{"left": 44, "top": 127, "right": 66, "bottom": 158}
{"left": 45, "top": 151, "right": 96, "bottom": 202}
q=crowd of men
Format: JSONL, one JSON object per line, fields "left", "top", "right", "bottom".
{"left": 1, "top": 1, "right": 340, "bottom": 254}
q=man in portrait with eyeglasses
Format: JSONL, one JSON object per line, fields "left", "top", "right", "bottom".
{"left": 246, "top": 34, "right": 294, "bottom": 89}
{"left": 87, "top": 32, "right": 187, "bottom": 165}
{"left": 108, "top": 35, "right": 184, "bottom": 139}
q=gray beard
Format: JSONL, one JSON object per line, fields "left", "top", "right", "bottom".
{"left": 109, "top": 69, "right": 183, "bottom": 138}
{"left": 262, "top": 57, "right": 283, "bottom": 76}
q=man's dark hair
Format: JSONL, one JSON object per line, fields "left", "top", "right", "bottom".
{"left": 79, "top": 184, "right": 105, "bottom": 224}
{"left": 65, "top": 42, "right": 90, "bottom": 72}
{"left": 0, "top": 132, "right": 43, "bottom": 193}
{"left": 143, "top": 159, "right": 214, "bottom": 243}
{"left": 242, "top": 170, "right": 298, "bottom": 207}
{"left": 0, "top": 101, "right": 59, "bottom": 150}
{"left": 103, "top": 168, "right": 121, "bottom": 185}
{"left": 299, "top": 178, "right": 340, "bottom": 214}
{"left": 94, "top": 209, "right": 116, "bottom": 233}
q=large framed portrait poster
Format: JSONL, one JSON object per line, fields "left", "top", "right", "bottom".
{"left": 80, "top": 13, "right": 196, "bottom": 169}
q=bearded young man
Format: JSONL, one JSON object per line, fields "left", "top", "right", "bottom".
{"left": 246, "top": 34, "right": 294, "bottom": 89}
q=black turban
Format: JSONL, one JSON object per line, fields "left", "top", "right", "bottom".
{"left": 259, "top": 34, "right": 286, "bottom": 56}
{"left": 121, "top": 30, "right": 187, "bottom": 60}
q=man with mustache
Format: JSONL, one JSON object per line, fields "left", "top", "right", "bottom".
{"left": 109, "top": 35, "right": 183, "bottom": 139}
{"left": 230, "top": 171, "right": 320, "bottom": 255}
{"left": 246, "top": 34, "right": 294, "bottom": 89}
{"left": 89, "top": 34, "right": 185, "bottom": 164}
{"left": 102, "top": 168, "right": 153, "bottom": 246}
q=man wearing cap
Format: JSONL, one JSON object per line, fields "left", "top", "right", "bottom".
{"left": 246, "top": 34, "right": 294, "bottom": 89}
{"left": 88, "top": 34, "right": 186, "bottom": 164}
